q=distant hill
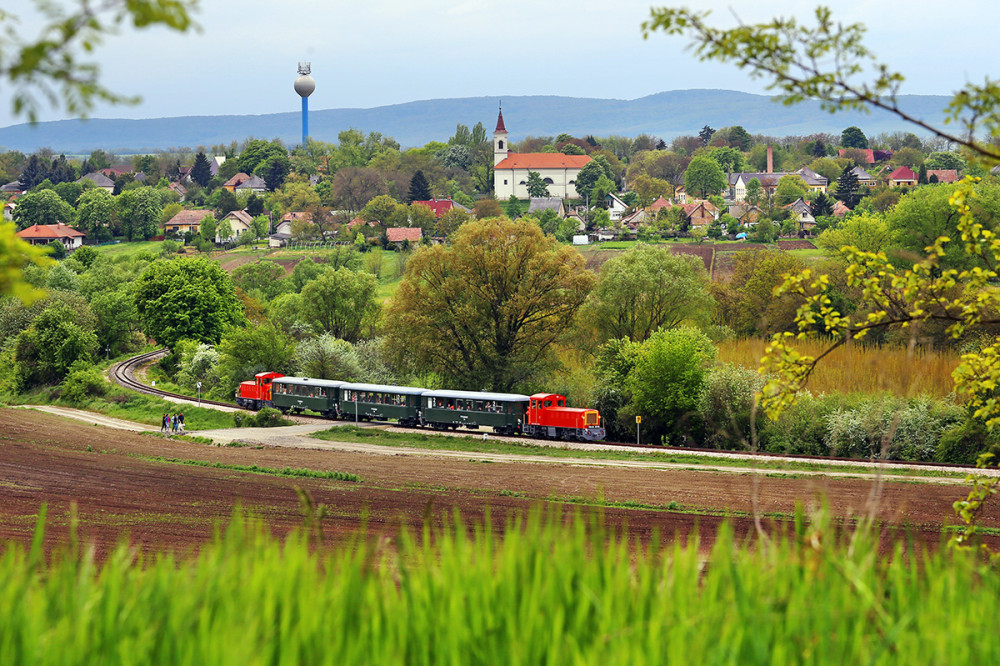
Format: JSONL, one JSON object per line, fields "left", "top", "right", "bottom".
{"left": 0, "top": 89, "right": 953, "bottom": 154}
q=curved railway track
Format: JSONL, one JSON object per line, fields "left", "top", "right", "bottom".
{"left": 109, "top": 351, "right": 983, "bottom": 473}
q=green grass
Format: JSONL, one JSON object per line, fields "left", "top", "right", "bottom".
{"left": 129, "top": 454, "right": 362, "bottom": 482}
{"left": 310, "top": 426, "right": 970, "bottom": 481}
{"left": 4, "top": 507, "right": 1000, "bottom": 663}
{"left": 91, "top": 240, "right": 164, "bottom": 257}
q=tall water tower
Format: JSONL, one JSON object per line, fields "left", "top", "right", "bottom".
{"left": 294, "top": 62, "right": 315, "bottom": 146}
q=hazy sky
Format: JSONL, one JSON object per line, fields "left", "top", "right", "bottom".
{"left": 5, "top": 0, "right": 998, "bottom": 129}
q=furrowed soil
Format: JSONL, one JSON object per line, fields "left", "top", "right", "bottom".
{"left": 1, "top": 408, "right": 994, "bottom": 559}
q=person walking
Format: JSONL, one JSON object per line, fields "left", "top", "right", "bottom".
{"left": 161, "top": 413, "right": 168, "bottom": 433}
{"left": 178, "top": 413, "right": 185, "bottom": 433}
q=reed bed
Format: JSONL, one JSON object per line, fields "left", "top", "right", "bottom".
{"left": 3, "top": 508, "right": 1000, "bottom": 664}
{"left": 719, "top": 337, "right": 962, "bottom": 399}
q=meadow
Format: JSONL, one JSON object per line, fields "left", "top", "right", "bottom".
{"left": 3, "top": 508, "right": 999, "bottom": 664}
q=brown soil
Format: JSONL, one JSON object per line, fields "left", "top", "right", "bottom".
{"left": 1, "top": 408, "right": 993, "bottom": 559}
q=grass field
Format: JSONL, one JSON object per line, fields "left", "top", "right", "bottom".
{"left": 91, "top": 240, "right": 164, "bottom": 257}
{"left": 4, "top": 507, "right": 1000, "bottom": 663}
{"left": 719, "top": 338, "right": 961, "bottom": 398}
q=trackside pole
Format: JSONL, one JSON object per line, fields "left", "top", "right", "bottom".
{"left": 636, "top": 415, "right": 641, "bottom": 445}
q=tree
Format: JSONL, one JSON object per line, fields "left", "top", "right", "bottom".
{"left": 815, "top": 212, "right": 891, "bottom": 255}
{"left": 708, "top": 146, "right": 745, "bottom": 174}
{"left": 712, "top": 249, "right": 805, "bottom": 337}
{"left": 841, "top": 126, "right": 869, "bottom": 149}
{"left": 683, "top": 156, "right": 726, "bottom": 198}
{"left": 360, "top": 194, "right": 408, "bottom": 227}
{"left": 295, "top": 334, "right": 363, "bottom": 380}
{"left": 773, "top": 175, "right": 809, "bottom": 206}
{"left": 12, "top": 189, "right": 75, "bottom": 229}
{"left": 14, "top": 302, "right": 99, "bottom": 387}
{"left": 698, "top": 125, "right": 716, "bottom": 146}
{"left": 407, "top": 170, "right": 432, "bottom": 203}
{"left": 834, "top": 164, "right": 861, "bottom": 208}
{"left": 744, "top": 177, "right": 763, "bottom": 206}
{"left": 384, "top": 217, "right": 595, "bottom": 391}
{"left": 574, "top": 159, "right": 614, "bottom": 203}
{"left": 436, "top": 207, "right": 470, "bottom": 237}
{"left": 215, "top": 189, "right": 239, "bottom": 219}
{"left": 255, "top": 154, "right": 291, "bottom": 191}
{"left": 473, "top": 198, "right": 503, "bottom": 219}
{"left": 190, "top": 152, "right": 212, "bottom": 187}
{"left": 116, "top": 187, "right": 162, "bottom": 240}
{"left": 631, "top": 173, "right": 672, "bottom": 208}
{"left": 290, "top": 257, "right": 326, "bottom": 292}
{"left": 581, "top": 245, "right": 715, "bottom": 342}
{"left": 331, "top": 167, "right": 384, "bottom": 215}
{"left": 299, "top": 267, "right": 378, "bottom": 342}
{"left": 134, "top": 257, "right": 246, "bottom": 348}
{"left": 231, "top": 261, "right": 287, "bottom": 301}
{"left": 925, "top": 151, "right": 964, "bottom": 171}
{"left": 0, "top": 1, "right": 196, "bottom": 123}
{"left": 237, "top": 140, "right": 286, "bottom": 175}
{"left": 199, "top": 215, "right": 218, "bottom": 243}
{"left": 527, "top": 171, "right": 549, "bottom": 197}
{"left": 811, "top": 191, "right": 834, "bottom": 217}
{"left": 214, "top": 322, "right": 297, "bottom": 399}
{"left": 504, "top": 195, "right": 521, "bottom": 219}
{"left": 217, "top": 218, "right": 234, "bottom": 244}
{"left": 90, "top": 289, "right": 140, "bottom": 355}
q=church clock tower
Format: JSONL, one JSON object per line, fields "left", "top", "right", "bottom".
{"left": 493, "top": 105, "right": 509, "bottom": 167}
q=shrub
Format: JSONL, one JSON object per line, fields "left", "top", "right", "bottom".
{"left": 234, "top": 407, "right": 293, "bottom": 428}
{"left": 61, "top": 362, "right": 108, "bottom": 404}
{"left": 697, "top": 363, "right": 765, "bottom": 449}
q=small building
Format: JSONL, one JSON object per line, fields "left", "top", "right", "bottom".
{"left": 3, "top": 201, "right": 15, "bottom": 221}
{"left": 849, "top": 166, "right": 875, "bottom": 188}
{"left": 926, "top": 169, "right": 959, "bottom": 184}
{"left": 888, "top": 166, "right": 918, "bottom": 188}
{"left": 386, "top": 226, "right": 422, "bottom": 247}
{"left": 216, "top": 209, "right": 255, "bottom": 244}
{"left": 223, "top": 172, "right": 252, "bottom": 192}
{"left": 165, "top": 209, "right": 214, "bottom": 236}
{"left": 210, "top": 156, "right": 226, "bottom": 177}
{"left": 16, "top": 223, "right": 86, "bottom": 250}
{"left": 168, "top": 182, "right": 187, "bottom": 200}
{"left": 411, "top": 199, "right": 469, "bottom": 218}
{"left": 527, "top": 197, "right": 566, "bottom": 218}
{"left": 235, "top": 174, "right": 267, "bottom": 195}
{"left": 604, "top": 192, "right": 628, "bottom": 221}
{"left": 784, "top": 198, "right": 816, "bottom": 231}
{"left": 1, "top": 180, "right": 24, "bottom": 194}
{"left": 77, "top": 171, "right": 115, "bottom": 192}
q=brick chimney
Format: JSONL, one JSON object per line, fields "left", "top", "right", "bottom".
{"left": 766, "top": 145, "right": 773, "bottom": 174}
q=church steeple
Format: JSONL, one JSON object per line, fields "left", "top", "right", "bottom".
{"left": 493, "top": 102, "right": 509, "bottom": 167}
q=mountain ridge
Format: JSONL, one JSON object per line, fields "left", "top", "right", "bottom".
{"left": 0, "top": 89, "right": 952, "bottom": 154}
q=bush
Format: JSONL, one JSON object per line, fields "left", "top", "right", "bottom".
{"left": 234, "top": 407, "right": 293, "bottom": 428}
{"left": 697, "top": 363, "right": 765, "bottom": 449}
{"left": 936, "top": 417, "right": 1000, "bottom": 464}
{"left": 61, "top": 362, "right": 108, "bottom": 404}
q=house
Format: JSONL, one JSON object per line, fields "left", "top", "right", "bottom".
{"left": 648, "top": 196, "right": 672, "bottom": 213}
{"left": 927, "top": 169, "right": 959, "bottom": 184}
{"left": 216, "top": 209, "right": 255, "bottom": 244}
{"left": 277, "top": 211, "right": 311, "bottom": 235}
{"left": 99, "top": 166, "right": 131, "bottom": 178}
{"left": 604, "top": 192, "right": 628, "bottom": 220}
{"left": 527, "top": 198, "right": 566, "bottom": 218}
{"left": 223, "top": 173, "right": 252, "bottom": 192}
{"left": 210, "top": 156, "right": 226, "bottom": 177}
{"left": 680, "top": 200, "right": 719, "bottom": 228}
{"left": 168, "top": 182, "right": 187, "bottom": 200}
{"left": 1, "top": 180, "right": 24, "bottom": 194}
{"left": 16, "top": 223, "right": 86, "bottom": 250}
{"left": 729, "top": 166, "right": 828, "bottom": 202}
{"left": 386, "top": 227, "right": 422, "bottom": 247}
{"left": 832, "top": 200, "right": 851, "bottom": 217}
{"left": 3, "top": 201, "right": 15, "bottom": 220}
{"left": 673, "top": 187, "right": 687, "bottom": 205}
{"left": 165, "top": 209, "right": 214, "bottom": 236}
{"left": 849, "top": 166, "right": 875, "bottom": 187}
{"left": 77, "top": 171, "right": 115, "bottom": 192}
{"left": 411, "top": 198, "right": 469, "bottom": 218}
{"left": 888, "top": 166, "right": 918, "bottom": 187}
{"left": 492, "top": 109, "right": 592, "bottom": 198}
{"left": 784, "top": 198, "right": 816, "bottom": 231}
{"left": 235, "top": 174, "right": 267, "bottom": 195}
{"left": 728, "top": 204, "right": 763, "bottom": 225}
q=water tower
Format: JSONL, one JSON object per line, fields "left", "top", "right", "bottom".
{"left": 294, "top": 62, "right": 315, "bottom": 146}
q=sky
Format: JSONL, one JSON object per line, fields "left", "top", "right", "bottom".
{"left": 4, "top": 0, "right": 999, "bottom": 129}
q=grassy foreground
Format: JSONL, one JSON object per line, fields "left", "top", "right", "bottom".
{"left": 2, "top": 507, "right": 999, "bottom": 664}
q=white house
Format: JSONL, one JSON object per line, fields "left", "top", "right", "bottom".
{"left": 492, "top": 109, "right": 591, "bottom": 199}
{"left": 16, "top": 223, "right": 86, "bottom": 250}
{"left": 604, "top": 192, "right": 628, "bottom": 220}
{"left": 216, "top": 209, "right": 254, "bottom": 244}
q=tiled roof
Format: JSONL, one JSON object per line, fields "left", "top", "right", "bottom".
{"left": 16, "top": 223, "right": 85, "bottom": 239}
{"left": 282, "top": 211, "right": 312, "bottom": 222}
{"left": 889, "top": 166, "right": 918, "bottom": 181}
{"left": 648, "top": 196, "right": 672, "bottom": 212}
{"left": 412, "top": 199, "right": 465, "bottom": 218}
{"left": 927, "top": 169, "right": 959, "bottom": 183}
{"left": 236, "top": 174, "right": 266, "bottom": 190}
{"left": 495, "top": 109, "right": 506, "bottom": 133}
{"left": 838, "top": 149, "right": 875, "bottom": 164}
{"left": 221, "top": 209, "right": 254, "bottom": 226}
{"left": 494, "top": 153, "right": 591, "bottom": 170}
{"left": 386, "top": 227, "right": 422, "bottom": 243}
{"left": 166, "top": 209, "right": 214, "bottom": 227}
{"left": 78, "top": 171, "right": 115, "bottom": 188}
{"left": 223, "top": 172, "right": 251, "bottom": 188}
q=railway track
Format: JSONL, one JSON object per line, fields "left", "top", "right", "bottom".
{"left": 109, "top": 351, "right": 983, "bottom": 473}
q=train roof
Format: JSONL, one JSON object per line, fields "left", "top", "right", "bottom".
{"left": 339, "top": 382, "right": 427, "bottom": 395}
{"left": 421, "top": 389, "right": 530, "bottom": 402}
{"left": 272, "top": 376, "right": 345, "bottom": 388}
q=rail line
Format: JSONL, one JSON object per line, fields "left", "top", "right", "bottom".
{"left": 109, "top": 351, "right": 983, "bottom": 473}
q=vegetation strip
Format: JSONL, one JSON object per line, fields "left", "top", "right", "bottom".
{"left": 130, "top": 453, "right": 361, "bottom": 483}
{"left": 311, "top": 427, "right": 967, "bottom": 481}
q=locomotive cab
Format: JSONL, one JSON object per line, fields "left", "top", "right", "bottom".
{"left": 525, "top": 393, "right": 605, "bottom": 441}
{"left": 235, "top": 371, "right": 285, "bottom": 410}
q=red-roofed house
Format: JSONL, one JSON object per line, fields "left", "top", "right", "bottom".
{"left": 411, "top": 199, "right": 469, "bottom": 218}
{"left": 223, "top": 173, "right": 252, "bottom": 192}
{"left": 927, "top": 169, "right": 959, "bottom": 184}
{"left": 16, "top": 223, "right": 86, "bottom": 250}
{"left": 386, "top": 227, "right": 422, "bottom": 246}
{"left": 165, "top": 209, "right": 214, "bottom": 235}
{"left": 888, "top": 166, "right": 918, "bottom": 187}
{"left": 493, "top": 109, "right": 592, "bottom": 198}
{"left": 680, "top": 200, "right": 720, "bottom": 228}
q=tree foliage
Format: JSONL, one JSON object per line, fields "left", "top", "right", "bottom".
{"left": 683, "top": 156, "right": 726, "bottom": 198}
{"left": 581, "top": 244, "right": 714, "bottom": 342}
{"left": 299, "top": 267, "right": 378, "bottom": 342}
{"left": 526, "top": 171, "right": 549, "bottom": 198}
{"left": 385, "top": 217, "right": 595, "bottom": 391}
{"left": 116, "top": 187, "right": 162, "bottom": 240}
{"left": 134, "top": 257, "right": 246, "bottom": 348}
{"left": 12, "top": 189, "right": 75, "bottom": 229}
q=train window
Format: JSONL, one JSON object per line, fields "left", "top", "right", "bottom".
{"left": 557, "top": 400, "right": 564, "bottom": 407}
{"left": 544, "top": 400, "right": 552, "bottom": 407}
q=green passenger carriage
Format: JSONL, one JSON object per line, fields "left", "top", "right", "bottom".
{"left": 271, "top": 377, "right": 344, "bottom": 417}
{"left": 421, "top": 389, "right": 530, "bottom": 435}
{"left": 339, "top": 383, "right": 424, "bottom": 426}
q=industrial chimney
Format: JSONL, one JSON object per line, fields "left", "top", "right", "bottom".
{"left": 294, "top": 62, "right": 315, "bottom": 146}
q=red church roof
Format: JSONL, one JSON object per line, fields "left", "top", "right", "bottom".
{"left": 494, "top": 153, "right": 591, "bottom": 170}
{"left": 16, "top": 223, "right": 85, "bottom": 239}
{"left": 495, "top": 109, "right": 506, "bottom": 133}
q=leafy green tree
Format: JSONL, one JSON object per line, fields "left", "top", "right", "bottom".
{"left": 712, "top": 249, "right": 805, "bottom": 336}
{"left": 12, "top": 189, "right": 75, "bottom": 229}
{"left": 385, "top": 217, "right": 595, "bottom": 391}
{"left": 199, "top": 215, "right": 218, "bottom": 242}
{"left": 90, "top": 289, "right": 141, "bottom": 355}
{"left": 116, "top": 187, "right": 162, "bottom": 240}
{"left": 214, "top": 322, "right": 297, "bottom": 399}
{"left": 841, "top": 126, "right": 869, "bottom": 149}
{"left": 925, "top": 151, "right": 964, "bottom": 171}
{"left": 708, "top": 146, "right": 746, "bottom": 173}
{"left": 527, "top": 171, "right": 549, "bottom": 197}
{"left": 231, "top": 261, "right": 287, "bottom": 301}
{"left": 14, "top": 302, "right": 98, "bottom": 387}
{"left": 71, "top": 245, "right": 98, "bottom": 268}
{"left": 190, "top": 151, "right": 212, "bottom": 187}
{"left": 816, "top": 212, "right": 891, "bottom": 255}
{"left": 631, "top": 173, "right": 672, "bottom": 208}
{"left": 575, "top": 160, "right": 613, "bottom": 203}
{"left": 216, "top": 189, "right": 239, "bottom": 218}
{"left": 407, "top": 170, "right": 432, "bottom": 203}
{"left": 290, "top": 257, "right": 325, "bottom": 292}
{"left": 581, "top": 244, "right": 714, "bottom": 342}
{"left": 237, "top": 140, "right": 286, "bottom": 176}
{"left": 744, "top": 177, "right": 764, "bottom": 206}
{"left": 295, "top": 334, "right": 363, "bottom": 380}
{"left": 134, "top": 257, "right": 246, "bottom": 348}
{"left": 52, "top": 181, "right": 85, "bottom": 206}
{"left": 504, "top": 195, "right": 521, "bottom": 219}
{"left": 625, "top": 326, "right": 717, "bottom": 443}
{"left": 684, "top": 156, "right": 726, "bottom": 198}
{"left": 299, "top": 267, "right": 378, "bottom": 342}
{"left": 773, "top": 175, "right": 809, "bottom": 206}
{"left": 255, "top": 154, "right": 291, "bottom": 191}
{"left": 473, "top": 198, "right": 503, "bottom": 219}
{"left": 217, "top": 218, "right": 235, "bottom": 244}
{"left": 591, "top": 176, "right": 616, "bottom": 209}
{"left": 46, "top": 240, "right": 67, "bottom": 260}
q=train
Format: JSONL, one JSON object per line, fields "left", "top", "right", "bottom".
{"left": 235, "top": 372, "right": 606, "bottom": 441}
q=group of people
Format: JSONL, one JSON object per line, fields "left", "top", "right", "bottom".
{"left": 161, "top": 412, "right": 185, "bottom": 434}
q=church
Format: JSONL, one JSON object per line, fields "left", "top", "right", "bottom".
{"left": 492, "top": 109, "right": 591, "bottom": 199}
